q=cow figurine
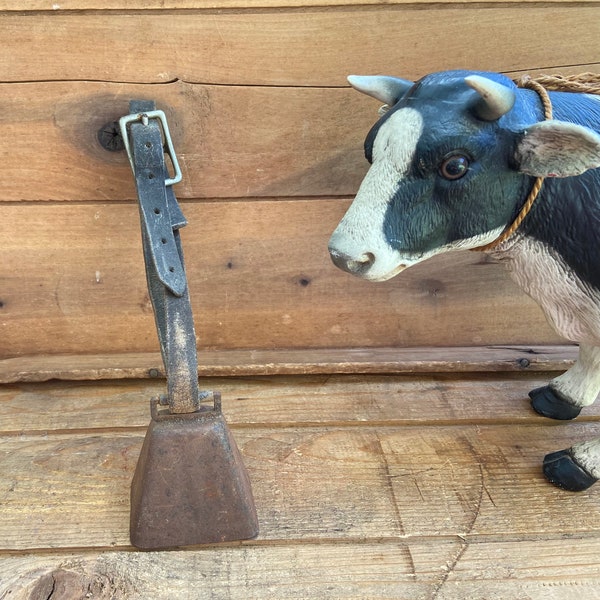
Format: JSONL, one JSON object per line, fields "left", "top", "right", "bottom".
{"left": 329, "top": 69, "right": 600, "bottom": 491}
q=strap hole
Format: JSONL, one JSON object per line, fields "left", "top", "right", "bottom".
{"left": 161, "top": 237, "right": 167, "bottom": 244}
{"left": 145, "top": 142, "right": 152, "bottom": 148}
{"left": 169, "top": 266, "right": 175, "bottom": 273}
{"left": 154, "top": 208, "right": 161, "bottom": 215}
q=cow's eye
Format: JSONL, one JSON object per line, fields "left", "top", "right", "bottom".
{"left": 439, "top": 154, "right": 470, "bottom": 180}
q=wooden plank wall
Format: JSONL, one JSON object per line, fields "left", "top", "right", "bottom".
{"left": 2, "top": 1, "right": 598, "bottom": 360}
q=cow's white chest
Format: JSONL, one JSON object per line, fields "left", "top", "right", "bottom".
{"left": 493, "top": 235, "right": 600, "bottom": 345}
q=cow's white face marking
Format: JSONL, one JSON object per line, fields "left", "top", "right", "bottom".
{"left": 329, "top": 107, "right": 503, "bottom": 281}
{"left": 330, "top": 108, "right": 423, "bottom": 281}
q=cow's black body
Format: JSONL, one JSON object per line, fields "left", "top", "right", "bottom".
{"left": 525, "top": 163, "right": 600, "bottom": 291}
{"left": 524, "top": 89, "right": 600, "bottom": 290}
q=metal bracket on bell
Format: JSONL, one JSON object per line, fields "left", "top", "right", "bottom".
{"left": 120, "top": 100, "right": 258, "bottom": 549}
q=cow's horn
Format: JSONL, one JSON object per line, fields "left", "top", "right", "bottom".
{"left": 348, "top": 75, "right": 414, "bottom": 106}
{"left": 466, "top": 75, "right": 516, "bottom": 121}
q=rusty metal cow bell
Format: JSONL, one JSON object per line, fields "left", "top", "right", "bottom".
{"left": 119, "top": 101, "right": 258, "bottom": 549}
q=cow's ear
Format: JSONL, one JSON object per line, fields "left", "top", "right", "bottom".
{"left": 516, "top": 120, "right": 600, "bottom": 177}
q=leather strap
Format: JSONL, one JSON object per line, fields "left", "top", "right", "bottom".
{"left": 123, "top": 100, "right": 200, "bottom": 414}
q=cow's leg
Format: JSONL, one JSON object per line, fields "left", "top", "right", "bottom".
{"left": 529, "top": 344, "right": 600, "bottom": 491}
{"left": 530, "top": 344, "right": 600, "bottom": 420}
{"left": 543, "top": 438, "right": 600, "bottom": 491}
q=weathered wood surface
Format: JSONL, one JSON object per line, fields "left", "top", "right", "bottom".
{"left": 0, "top": 201, "right": 562, "bottom": 358}
{"left": 3, "top": 371, "right": 598, "bottom": 432}
{"left": 6, "top": 72, "right": 599, "bottom": 204}
{"left": 3, "top": 539, "right": 600, "bottom": 599}
{"left": 0, "top": 345, "right": 578, "bottom": 383}
{"left": 2, "top": 0, "right": 597, "bottom": 9}
{"left": 2, "top": 3, "right": 599, "bottom": 595}
{"left": 1, "top": 8, "right": 598, "bottom": 86}
{"left": 0, "top": 82, "right": 369, "bottom": 201}
{"left": 1, "top": 3, "right": 599, "bottom": 360}
{"left": 0, "top": 373, "right": 599, "bottom": 598}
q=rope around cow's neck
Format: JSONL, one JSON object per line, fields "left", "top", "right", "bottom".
{"left": 474, "top": 76, "right": 552, "bottom": 252}
{"left": 474, "top": 72, "right": 600, "bottom": 252}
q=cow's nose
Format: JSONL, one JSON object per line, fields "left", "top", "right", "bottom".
{"left": 329, "top": 248, "right": 375, "bottom": 276}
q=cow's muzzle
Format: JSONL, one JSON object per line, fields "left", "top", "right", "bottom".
{"left": 328, "top": 247, "right": 375, "bottom": 277}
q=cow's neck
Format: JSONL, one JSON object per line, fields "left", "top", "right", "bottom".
{"left": 498, "top": 90, "right": 600, "bottom": 290}
{"left": 510, "top": 172, "right": 600, "bottom": 292}
{"left": 491, "top": 169, "right": 600, "bottom": 344}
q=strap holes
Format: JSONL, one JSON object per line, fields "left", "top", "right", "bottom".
{"left": 145, "top": 142, "right": 152, "bottom": 149}
{"left": 154, "top": 208, "right": 161, "bottom": 215}
{"left": 161, "top": 237, "right": 168, "bottom": 244}
{"left": 169, "top": 266, "right": 175, "bottom": 273}
{"left": 148, "top": 173, "right": 155, "bottom": 179}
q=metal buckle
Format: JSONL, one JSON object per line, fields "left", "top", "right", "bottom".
{"left": 119, "top": 110, "right": 182, "bottom": 186}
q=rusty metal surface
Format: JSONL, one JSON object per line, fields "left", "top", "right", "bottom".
{"left": 130, "top": 396, "right": 259, "bottom": 549}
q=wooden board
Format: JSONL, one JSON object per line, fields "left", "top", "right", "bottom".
{"left": 0, "top": 82, "right": 372, "bottom": 201}
{"left": 0, "top": 345, "right": 578, "bottom": 383}
{"left": 1, "top": 17, "right": 599, "bottom": 202}
{"left": 3, "top": 370, "right": 599, "bottom": 433}
{"left": 2, "top": 0, "right": 597, "bottom": 10}
{"left": 1, "top": 7, "right": 598, "bottom": 85}
{"left": 0, "top": 201, "right": 563, "bottom": 357}
{"left": 1, "top": 3, "right": 599, "bottom": 595}
{"left": 6, "top": 72, "right": 599, "bottom": 204}
{"left": 0, "top": 373, "right": 599, "bottom": 598}
{"left": 1, "top": 427, "right": 600, "bottom": 548}
{"left": 2, "top": 539, "right": 600, "bottom": 599}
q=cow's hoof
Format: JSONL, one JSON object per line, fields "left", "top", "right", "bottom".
{"left": 543, "top": 449, "right": 598, "bottom": 492}
{"left": 529, "top": 386, "right": 582, "bottom": 420}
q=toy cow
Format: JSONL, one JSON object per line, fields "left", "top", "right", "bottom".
{"left": 329, "top": 69, "right": 600, "bottom": 491}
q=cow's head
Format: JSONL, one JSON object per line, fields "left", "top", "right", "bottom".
{"left": 329, "top": 70, "right": 600, "bottom": 281}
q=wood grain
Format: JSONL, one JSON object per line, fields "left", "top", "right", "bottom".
{"left": 2, "top": 370, "right": 597, "bottom": 433}
{"left": 11, "top": 69, "right": 598, "bottom": 204}
{"left": 1, "top": 424, "right": 600, "bottom": 550}
{"left": 2, "top": 0, "right": 597, "bottom": 10}
{"left": 1, "top": 8, "right": 598, "bottom": 85}
{"left": 2, "top": 2, "right": 599, "bottom": 597}
{"left": 0, "top": 345, "right": 578, "bottom": 383}
{"left": 1, "top": 5, "right": 599, "bottom": 364}
{"left": 0, "top": 81, "right": 371, "bottom": 201}
{"left": 1, "top": 372, "right": 599, "bottom": 597}
{"left": 2, "top": 538, "right": 600, "bottom": 600}
{"left": 0, "top": 201, "right": 562, "bottom": 358}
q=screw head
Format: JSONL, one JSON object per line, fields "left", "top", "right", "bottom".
{"left": 97, "top": 121, "right": 125, "bottom": 152}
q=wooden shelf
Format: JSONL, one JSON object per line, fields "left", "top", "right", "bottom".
{"left": 1, "top": 368, "right": 599, "bottom": 598}
{"left": 0, "top": 345, "right": 578, "bottom": 383}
